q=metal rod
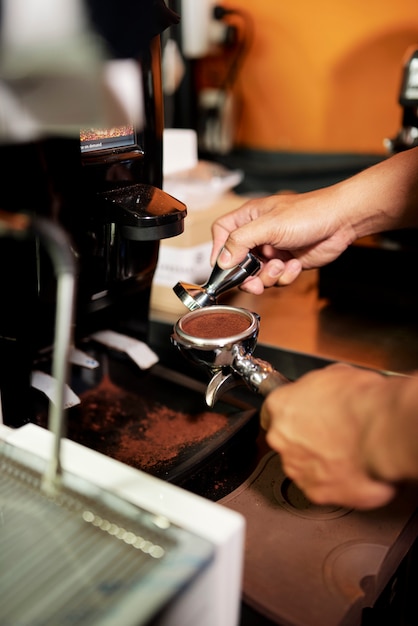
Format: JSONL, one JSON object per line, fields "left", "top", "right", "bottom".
{"left": 0, "top": 210, "right": 77, "bottom": 497}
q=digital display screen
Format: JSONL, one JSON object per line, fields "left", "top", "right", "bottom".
{"left": 80, "top": 125, "right": 136, "bottom": 154}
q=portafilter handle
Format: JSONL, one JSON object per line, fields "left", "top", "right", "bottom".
{"left": 173, "top": 252, "right": 261, "bottom": 310}
{"left": 205, "top": 344, "right": 290, "bottom": 407}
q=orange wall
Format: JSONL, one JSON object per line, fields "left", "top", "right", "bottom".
{"left": 221, "top": 0, "right": 418, "bottom": 153}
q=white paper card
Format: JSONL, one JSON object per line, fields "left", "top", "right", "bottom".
{"left": 69, "top": 347, "right": 99, "bottom": 369}
{"left": 31, "top": 370, "right": 80, "bottom": 408}
{"left": 90, "top": 330, "right": 159, "bottom": 370}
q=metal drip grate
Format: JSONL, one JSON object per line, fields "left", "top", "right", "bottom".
{"left": 0, "top": 442, "right": 213, "bottom": 626}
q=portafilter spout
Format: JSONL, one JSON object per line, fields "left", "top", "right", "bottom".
{"left": 173, "top": 252, "right": 261, "bottom": 311}
{"left": 171, "top": 305, "right": 290, "bottom": 407}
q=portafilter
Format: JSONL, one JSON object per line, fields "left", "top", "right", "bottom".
{"left": 171, "top": 305, "right": 290, "bottom": 406}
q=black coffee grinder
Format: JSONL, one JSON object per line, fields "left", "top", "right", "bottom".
{"left": 0, "top": 2, "right": 186, "bottom": 426}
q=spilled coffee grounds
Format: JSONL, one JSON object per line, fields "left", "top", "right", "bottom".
{"left": 72, "top": 374, "right": 229, "bottom": 474}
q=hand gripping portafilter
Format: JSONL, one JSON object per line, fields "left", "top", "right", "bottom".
{"left": 173, "top": 251, "right": 262, "bottom": 310}
{"left": 171, "top": 305, "right": 290, "bottom": 406}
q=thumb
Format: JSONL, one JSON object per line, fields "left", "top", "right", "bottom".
{"left": 217, "top": 243, "right": 252, "bottom": 269}
{"left": 214, "top": 210, "right": 275, "bottom": 269}
{"left": 259, "top": 404, "right": 271, "bottom": 431}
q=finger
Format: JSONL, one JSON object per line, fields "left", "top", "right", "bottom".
{"left": 210, "top": 226, "right": 231, "bottom": 266}
{"left": 284, "top": 458, "right": 398, "bottom": 510}
{"left": 274, "top": 258, "right": 303, "bottom": 285}
{"left": 210, "top": 201, "right": 258, "bottom": 265}
{"left": 255, "top": 258, "right": 302, "bottom": 288}
{"left": 238, "top": 276, "right": 266, "bottom": 295}
{"left": 236, "top": 260, "right": 286, "bottom": 294}
{"left": 217, "top": 243, "right": 253, "bottom": 269}
{"left": 215, "top": 217, "right": 270, "bottom": 269}
{"left": 305, "top": 479, "right": 396, "bottom": 511}
{"left": 349, "top": 481, "right": 396, "bottom": 510}
{"left": 259, "top": 404, "right": 271, "bottom": 431}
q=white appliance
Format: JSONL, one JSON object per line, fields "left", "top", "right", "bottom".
{"left": 0, "top": 422, "right": 245, "bottom": 626}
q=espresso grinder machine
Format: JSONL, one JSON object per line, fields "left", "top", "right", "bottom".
{"left": 0, "top": 5, "right": 187, "bottom": 428}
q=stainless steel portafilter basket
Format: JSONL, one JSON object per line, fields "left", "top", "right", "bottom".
{"left": 171, "top": 305, "right": 290, "bottom": 406}
{"left": 173, "top": 252, "right": 261, "bottom": 310}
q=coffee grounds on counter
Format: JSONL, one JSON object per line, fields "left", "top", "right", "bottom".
{"left": 74, "top": 374, "right": 229, "bottom": 472}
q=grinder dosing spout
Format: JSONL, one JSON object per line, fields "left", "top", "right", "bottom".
{"left": 171, "top": 305, "right": 289, "bottom": 406}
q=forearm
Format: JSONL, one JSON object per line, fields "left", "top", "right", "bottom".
{"left": 362, "top": 373, "right": 418, "bottom": 483}
{"left": 211, "top": 146, "right": 418, "bottom": 288}
{"left": 332, "top": 147, "right": 418, "bottom": 238}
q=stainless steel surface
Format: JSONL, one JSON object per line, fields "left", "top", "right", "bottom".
{"left": 173, "top": 252, "right": 261, "bottom": 310}
{"left": 229, "top": 345, "right": 290, "bottom": 396}
{"left": 205, "top": 349, "right": 290, "bottom": 407}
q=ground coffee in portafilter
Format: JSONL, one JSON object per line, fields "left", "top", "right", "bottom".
{"left": 181, "top": 311, "right": 251, "bottom": 339}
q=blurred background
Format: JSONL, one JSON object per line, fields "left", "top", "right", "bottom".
{"left": 152, "top": 0, "right": 418, "bottom": 364}
{"left": 160, "top": 0, "right": 418, "bottom": 192}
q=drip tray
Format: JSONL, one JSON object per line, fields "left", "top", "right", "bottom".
{"left": 32, "top": 343, "right": 259, "bottom": 500}
{"left": 0, "top": 440, "right": 213, "bottom": 626}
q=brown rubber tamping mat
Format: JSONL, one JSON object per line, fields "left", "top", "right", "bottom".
{"left": 220, "top": 451, "right": 418, "bottom": 626}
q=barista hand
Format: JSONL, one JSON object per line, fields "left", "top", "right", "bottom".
{"left": 260, "top": 363, "right": 418, "bottom": 510}
{"left": 210, "top": 147, "right": 418, "bottom": 294}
